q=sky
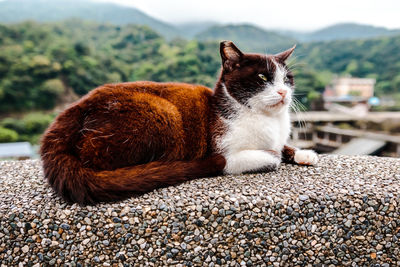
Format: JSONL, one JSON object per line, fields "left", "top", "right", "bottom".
{"left": 94, "top": 0, "right": 400, "bottom": 31}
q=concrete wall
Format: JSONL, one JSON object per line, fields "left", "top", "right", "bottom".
{"left": 1, "top": 155, "right": 399, "bottom": 266}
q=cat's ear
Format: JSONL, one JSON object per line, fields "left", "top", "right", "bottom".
{"left": 275, "top": 45, "right": 296, "bottom": 63}
{"left": 220, "top": 41, "right": 243, "bottom": 71}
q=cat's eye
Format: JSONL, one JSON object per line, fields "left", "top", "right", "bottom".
{"left": 258, "top": 74, "right": 267, "bottom": 81}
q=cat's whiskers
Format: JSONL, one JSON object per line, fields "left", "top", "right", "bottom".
{"left": 289, "top": 104, "right": 304, "bottom": 139}
{"left": 287, "top": 65, "right": 302, "bottom": 72}
{"left": 287, "top": 62, "right": 306, "bottom": 72}
{"left": 286, "top": 55, "right": 308, "bottom": 73}
{"left": 290, "top": 97, "right": 307, "bottom": 135}
{"left": 251, "top": 95, "right": 284, "bottom": 107}
{"left": 293, "top": 97, "right": 307, "bottom": 112}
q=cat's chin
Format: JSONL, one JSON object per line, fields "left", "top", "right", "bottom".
{"left": 270, "top": 100, "right": 285, "bottom": 108}
{"left": 249, "top": 98, "right": 288, "bottom": 114}
{"left": 260, "top": 101, "right": 290, "bottom": 114}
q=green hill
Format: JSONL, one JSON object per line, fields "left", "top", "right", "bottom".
{"left": 0, "top": 0, "right": 181, "bottom": 39}
{"left": 288, "top": 23, "right": 400, "bottom": 42}
{"left": 1, "top": 20, "right": 399, "bottom": 114}
{"left": 1, "top": 20, "right": 400, "bottom": 143}
{"left": 298, "top": 35, "right": 400, "bottom": 94}
{"left": 3, "top": 0, "right": 399, "bottom": 46}
{"left": 195, "top": 24, "right": 297, "bottom": 54}
{"left": 176, "top": 21, "right": 218, "bottom": 39}
{"left": 0, "top": 20, "right": 221, "bottom": 114}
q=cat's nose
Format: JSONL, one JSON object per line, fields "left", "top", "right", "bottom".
{"left": 277, "top": 89, "right": 287, "bottom": 99}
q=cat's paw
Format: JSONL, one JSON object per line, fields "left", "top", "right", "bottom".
{"left": 294, "top": 150, "right": 318, "bottom": 166}
{"left": 256, "top": 155, "right": 281, "bottom": 172}
{"left": 266, "top": 159, "right": 280, "bottom": 171}
{"left": 224, "top": 150, "right": 281, "bottom": 174}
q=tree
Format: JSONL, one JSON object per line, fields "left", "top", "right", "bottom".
{"left": 0, "top": 127, "right": 18, "bottom": 143}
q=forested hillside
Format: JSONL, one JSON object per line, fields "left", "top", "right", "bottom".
{"left": 0, "top": 20, "right": 220, "bottom": 143}
{"left": 0, "top": 20, "right": 399, "bottom": 143}
{"left": 195, "top": 24, "right": 297, "bottom": 53}
{"left": 2, "top": 0, "right": 400, "bottom": 42}
{"left": 0, "top": 20, "right": 222, "bottom": 114}
{"left": 0, "top": 0, "right": 181, "bottom": 38}
{"left": 286, "top": 23, "right": 400, "bottom": 42}
{"left": 0, "top": 20, "right": 329, "bottom": 114}
{"left": 299, "top": 36, "right": 400, "bottom": 95}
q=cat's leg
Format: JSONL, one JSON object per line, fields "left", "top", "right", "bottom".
{"left": 224, "top": 150, "right": 281, "bottom": 174}
{"left": 282, "top": 145, "right": 318, "bottom": 165}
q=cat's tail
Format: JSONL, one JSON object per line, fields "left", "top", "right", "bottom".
{"left": 41, "top": 104, "right": 226, "bottom": 205}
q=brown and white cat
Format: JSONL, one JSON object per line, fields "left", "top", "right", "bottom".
{"left": 41, "top": 41, "right": 318, "bottom": 205}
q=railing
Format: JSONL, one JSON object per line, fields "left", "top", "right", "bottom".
{"left": 290, "top": 112, "right": 400, "bottom": 156}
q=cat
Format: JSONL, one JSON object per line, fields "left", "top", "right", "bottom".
{"left": 40, "top": 41, "right": 318, "bottom": 205}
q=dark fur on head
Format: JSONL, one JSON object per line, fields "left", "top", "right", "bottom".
{"left": 214, "top": 41, "right": 296, "bottom": 114}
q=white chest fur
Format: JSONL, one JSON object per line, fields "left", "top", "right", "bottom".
{"left": 218, "top": 109, "right": 291, "bottom": 155}
{"left": 217, "top": 108, "right": 291, "bottom": 174}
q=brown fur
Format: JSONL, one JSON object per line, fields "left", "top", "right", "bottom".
{"left": 41, "top": 82, "right": 225, "bottom": 204}
{"left": 282, "top": 145, "right": 297, "bottom": 163}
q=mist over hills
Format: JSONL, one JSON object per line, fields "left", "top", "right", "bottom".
{"left": 285, "top": 23, "right": 400, "bottom": 42}
{"left": 1, "top": 0, "right": 399, "bottom": 46}
{"left": 195, "top": 24, "right": 296, "bottom": 54}
{"left": 0, "top": 0, "right": 182, "bottom": 38}
{"left": 1, "top": 0, "right": 400, "bottom": 143}
{"left": 175, "top": 21, "right": 218, "bottom": 39}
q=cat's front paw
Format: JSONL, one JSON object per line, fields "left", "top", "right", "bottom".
{"left": 224, "top": 150, "right": 281, "bottom": 174}
{"left": 258, "top": 155, "right": 281, "bottom": 172}
{"left": 294, "top": 150, "right": 318, "bottom": 166}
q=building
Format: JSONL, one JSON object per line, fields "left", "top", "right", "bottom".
{"left": 323, "top": 76, "right": 376, "bottom": 112}
{"left": 324, "top": 76, "right": 376, "bottom": 101}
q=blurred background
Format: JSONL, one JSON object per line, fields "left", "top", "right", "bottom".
{"left": 0, "top": 0, "right": 399, "bottom": 160}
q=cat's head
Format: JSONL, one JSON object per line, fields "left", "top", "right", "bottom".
{"left": 218, "top": 41, "right": 295, "bottom": 114}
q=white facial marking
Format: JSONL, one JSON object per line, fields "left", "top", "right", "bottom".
{"left": 246, "top": 60, "right": 292, "bottom": 114}
{"left": 273, "top": 61, "right": 287, "bottom": 84}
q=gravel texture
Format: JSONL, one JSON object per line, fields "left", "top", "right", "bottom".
{"left": 1, "top": 155, "right": 399, "bottom": 266}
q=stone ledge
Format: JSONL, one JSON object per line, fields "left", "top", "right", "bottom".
{"left": 0, "top": 155, "right": 399, "bottom": 266}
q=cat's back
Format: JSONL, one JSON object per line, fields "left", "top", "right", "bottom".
{"left": 67, "top": 81, "right": 215, "bottom": 167}
{"left": 83, "top": 81, "right": 213, "bottom": 107}
{"left": 80, "top": 81, "right": 215, "bottom": 125}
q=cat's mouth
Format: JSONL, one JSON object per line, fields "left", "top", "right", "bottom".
{"left": 270, "top": 99, "right": 285, "bottom": 108}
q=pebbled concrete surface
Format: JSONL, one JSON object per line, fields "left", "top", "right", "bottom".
{"left": 0, "top": 155, "right": 399, "bottom": 266}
